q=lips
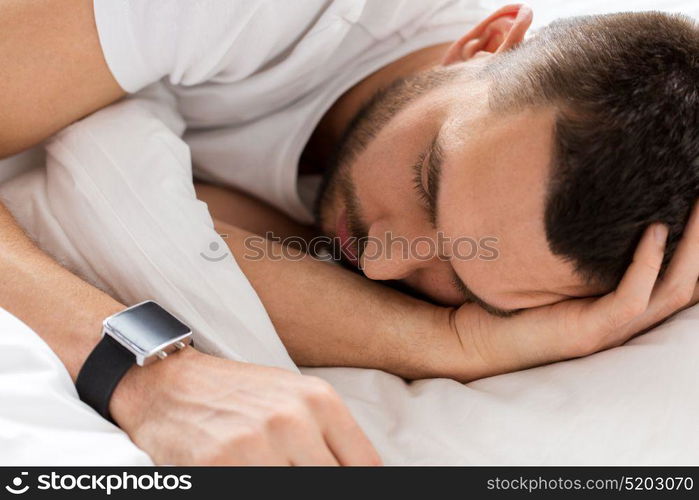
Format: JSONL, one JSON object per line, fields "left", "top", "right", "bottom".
{"left": 336, "top": 209, "right": 359, "bottom": 267}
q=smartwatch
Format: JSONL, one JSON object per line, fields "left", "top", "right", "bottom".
{"left": 76, "top": 301, "right": 193, "bottom": 422}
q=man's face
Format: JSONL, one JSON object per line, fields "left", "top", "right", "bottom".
{"left": 315, "top": 65, "right": 603, "bottom": 314}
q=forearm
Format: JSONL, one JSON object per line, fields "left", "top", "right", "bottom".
{"left": 0, "top": 0, "right": 126, "bottom": 371}
{"left": 0, "top": 202, "right": 124, "bottom": 380}
{"left": 195, "top": 182, "right": 318, "bottom": 241}
{"left": 0, "top": 201, "right": 178, "bottom": 431}
{"left": 214, "top": 219, "right": 466, "bottom": 379}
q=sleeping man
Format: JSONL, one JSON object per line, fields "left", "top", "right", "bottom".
{"left": 0, "top": 0, "right": 698, "bottom": 466}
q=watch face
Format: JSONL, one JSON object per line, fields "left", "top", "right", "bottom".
{"left": 107, "top": 301, "right": 191, "bottom": 355}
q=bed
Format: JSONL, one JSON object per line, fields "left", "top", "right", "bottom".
{"left": 1, "top": 0, "right": 698, "bottom": 465}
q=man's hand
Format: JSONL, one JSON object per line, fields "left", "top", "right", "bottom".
{"left": 447, "top": 202, "right": 699, "bottom": 381}
{"left": 111, "top": 348, "right": 381, "bottom": 466}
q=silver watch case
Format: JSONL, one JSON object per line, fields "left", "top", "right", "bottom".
{"left": 102, "top": 301, "right": 193, "bottom": 366}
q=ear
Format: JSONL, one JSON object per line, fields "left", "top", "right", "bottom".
{"left": 441, "top": 3, "right": 533, "bottom": 66}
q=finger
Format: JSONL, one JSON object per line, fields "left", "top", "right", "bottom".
{"left": 591, "top": 223, "right": 668, "bottom": 330}
{"left": 319, "top": 401, "right": 382, "bottom": 466}
{"left": 287, "top": 430, "right": 340, "bottom": 466}
{"left": 215, "top": 442, "right": 290, "bottom": 466}
{"left": 229, "top": 437, "right": 292, "bottom": 466}
{"left": 626, "top": 203, "right": 699, "bottom": 334}
{"left": 647, "top": 201, "right": 699, "bottom": 317}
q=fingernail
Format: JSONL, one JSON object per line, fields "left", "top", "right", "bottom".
{"left": 654, "top": 224, "right": 668, "bottom": 245}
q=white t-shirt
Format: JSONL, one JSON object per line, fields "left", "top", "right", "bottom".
{"left": 93, "top": 0, "right": 486, "bottom": 223}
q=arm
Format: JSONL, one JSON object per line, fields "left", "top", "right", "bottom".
{"left": 211, "top": 218, "right": 453, "bottom": 378}
{"left": 194, "top": 182, "right": 319, "bottom": 241}
{"left": 196, "top": 182, "right": 456, "bottom": 376}
{"left": 0, "top": 0, "right": 124, "bottom": 157}
{"left": 0, "top": 197, "right": 380, "bottom": 466}
{"left": 202, "top": 185, "right": 699, "bottom": 382}
{"left": 0, "top": 204, "right": 124, "bottom": 379}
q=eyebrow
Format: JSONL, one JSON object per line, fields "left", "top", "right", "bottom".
{"left": 451, "top": 272, "right": 521, "bottom": 318}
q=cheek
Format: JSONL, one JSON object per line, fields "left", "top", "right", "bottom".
{"left": 403, "top": 265, "right": 465, "bottom": 306}
{"left": 457, "top": 252, "right": 574, "bottom": 310}
{"left": 351, "top": 153, "right": 413, "bottom": 220}
{"left": 459, "top": 260, "right": 511, "bottom": 304}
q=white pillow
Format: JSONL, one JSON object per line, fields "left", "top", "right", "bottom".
{"left": 0, "top": 307, "right": 151, "bottom": 465}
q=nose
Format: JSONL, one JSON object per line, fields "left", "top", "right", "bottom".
{"left": 360, "top": 220, "right": 438, "bottom": 281}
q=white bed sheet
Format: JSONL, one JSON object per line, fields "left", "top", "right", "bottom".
{"left": 1, "top": 0, "right": 698, "bottom": 466}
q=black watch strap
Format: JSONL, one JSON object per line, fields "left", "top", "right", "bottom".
{"left": 76, "top": 334, "right": 136, "bottom": 423}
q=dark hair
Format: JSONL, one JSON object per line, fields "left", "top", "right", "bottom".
{"left": 483, "top": 11, "right": 699, "bottom": 289}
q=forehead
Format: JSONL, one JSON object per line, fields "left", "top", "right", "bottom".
{"left": 437, "top": 99, "right": 594, "bottom": 305}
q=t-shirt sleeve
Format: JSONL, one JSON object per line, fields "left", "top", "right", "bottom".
{"left": 92, "top": 0, "right": 322, "bottom": 93}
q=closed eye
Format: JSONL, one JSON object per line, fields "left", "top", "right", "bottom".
{"left": 411, "top": 150, "right": 430, "bottom": 208}
{"left": 411, "top": 135, "right": 442, "bottom": 227}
